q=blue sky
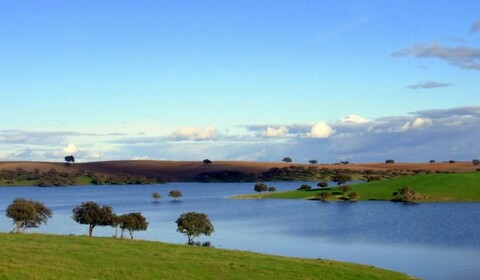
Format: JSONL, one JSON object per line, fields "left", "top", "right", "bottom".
{"left": 1, "top": 1, "right": 479, "bottom": 163}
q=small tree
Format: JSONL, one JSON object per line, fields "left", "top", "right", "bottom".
{"left": 385, "top": 159, "right": 395, "bottom": 164}
{"left": 282, "top": 157, "right": 292, "bottom": 163}
{"left": 176, "top": 212, "right": 214, "bottom": 245}
{"left": 429, "top": 160, "right": 436, "bottom": 163}
{"left": 203, "top": 159, "right": 212, "bottom": 165}
{"left": 317, "top": 181, "right": 328, "bottom": 188}
{"left": 340, "top": 161, "right": 350, "bottom": 165}
{"left": 65, "top": 155, "right": 75, "bottom": 164}
{"left": 308, "top": 160, "right": 318, "bottom": 164}
{"left": 267, "top": 186, "right": 276, "bottom": 192}
{"left": 331, "top": 173, "right": 352, "bottom": 186}
{"left": 169, "top": 190, "right": 183, "bottom": 201}
{"left": 118, "top": 212, "right": 148, "bottom": 239}
{"left": 254, "top": 183, "right": 268, "bottom": 193}
{"left": 297, "top": 184, "right": 312, "bottom": 190}
{"left": 472, "top": 159, "right": 480, "bottom": 165}
{"left": 72, "top": 201, "right": 115, "bottom": 237}
{"left": 393, "top": 186, "right": 421, "bottom": 203}
{"left": 318, "top": 192, "right": 331, "bottom": 202}
{"left": 6, "top": 198, "right": 52, "bottom": 233}
{"left": 152, "top": 192, "right": 161, "bottom": 203}
{"left": 348, "top": 192, "right": 358, "bottom": 201}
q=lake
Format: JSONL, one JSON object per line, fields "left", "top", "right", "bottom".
{"left": 1, "top": 182, "right": 479, "bottom": 279}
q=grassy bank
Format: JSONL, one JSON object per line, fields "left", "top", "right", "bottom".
{"left": 235, "top": 172, "right": 480, "bottom": 202}
{"left": 0, "top": 233, "right": 412, "bottom": 279}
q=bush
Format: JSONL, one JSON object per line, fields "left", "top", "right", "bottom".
{"left": 267, "top": 186, "right": 276, "bottom": 192}
{"left": 297, "top": 184, "right": 312, "bottom": 190}
{"left": 385, "top": 159, "right": 395, "bottom": 164}
{"left": 472, "top": 159, "right": 480, "bottom": 165}
{"left": 429, "top": 160, "right": 435, "bottom": 163}
{"left": 318, "top": 192, "right": 331, "bottom": 202}
{"left": 317, "top": 181, "right": 328, "bottom": 188}
{"left": 448, "top": 160, "right": 456, "bottom": 164}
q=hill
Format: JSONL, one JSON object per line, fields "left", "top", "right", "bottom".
{"left": 0, "top": 233, "right": 412, "bottom": 279}
{"left": 0, "top": 160, "right": 477, "bottom": 183}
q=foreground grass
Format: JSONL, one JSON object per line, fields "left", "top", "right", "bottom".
{"left": 0, "top": 233, "right": 412, "bottom": 280}
{"left": 235, "top": 172, "right": 480, "bottom": 202}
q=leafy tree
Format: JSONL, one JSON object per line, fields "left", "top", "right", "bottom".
{"left": 6, "top": 198, "right": 52, "bottom": 233}
{"left": 282, "top": 157, "right": 292, "bottom": 163}
{"left": 267, "top": 186, "right": 276, "bottom": 192}
{"left": 203, "top": 159, "right": 212, "bottom": 165}
{"left": 348, "top": 192, "right": 358, "bottom": 201}
{"left": 429, "top": 160, "right": 436, "bottom": 163}
{"left": 254, "top": 183, "right": 268, "bottom": 193}
{"left": 385, "top": 159, "right": 395, "bottom": 164}
{"left": 340, "top": 161, "right": 350, "bottom": 165}
{"left": 448, "top": 160, "right": 456, "bottom": 164}
{"left": 318, "top": 192, "right": 331, "bottom": 202}
{"left": 308, "top": 160, "right": 318, "bottom": 164}
{"left": 297, "top": 184, "right": 312, "bottom": 190}
{"left": 65, "top": 155, "right": 75, "bottom": 163}
{"left": 331, "top": 173, "right": 352, "bottom": 186}
{"left": 176, "top": 212, "right": 214, "bottom": 245}
{"left": 118, "top": 212, "right": 148, "bottom": 239}
{"left": 169, "top": 190, "right": 183, "bottom": 201}
{"left": 152, "top": 192, "right": 161, "bottom": 203}
{"left": 72, "top": 201, "right": 115, "bottom": 237}
{"left": 472, "top": 159, "right": 480, "bottom": 165}
{"left": 317, "top": 181, "right": 328, "bottom": 188}
{"left": 393, "top": 186, "right": 421, "bottom": 203}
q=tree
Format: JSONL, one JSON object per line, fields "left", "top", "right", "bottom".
{"left": 348, "top": 192, "right": 358, "bottom": 201}
{"left": 267, "top": 186, "right": 276, "bottom": 192}
{"left": 429, "top": 160, "right": 436, "bottom": 163}
{"left": 6, "top": 198, "right": 52, "bottom": 233}
{"left": 385, "top": 159, "right": 395, "bottom": 164}
{"left": 282, "top": 157, "right": 292, "bottom": 163}
{"left": 317, "top": 181, "right": 328, "bottom": 188}
{"left": 393, "top": 186, "right": 421, "bottom": 203}
{"left": 152, "top": 192, "right": 161, "bottom": 203}
{"left": 331, "top": 173, "right": 352, "bottom": 186}
{"left": 297, "top": 184, "right": 312, "bottom": 190}
{"left": 169, "top": 190, "right": 182, "bottom": 201}
{"left": 254, "top": 183, "right": 268, "bottom": 193}
{"left": 472, "top": 159, "right": 480, "bottom": 165}
{"left": 118, "top": 212, "right": 148, "bottom": 239}
{"left": 175, "top": 212, "right": 214, "bottom": 245}
{"left": 65, "top": 155, "right": 75, "bottom": 164}
{"left": 340, "top": 161, "right": 350, "bottom": 165}
{"left": 203, "top": 159, "right": 212, "bottom": 165}
{"left": 308, "top": 160, "right": 318, "bottom": 164}
{"left": 72, "top": 201, "right": 115, "bottom": 237}
{"left": 318, "top": 192, "right": 331, "bottom": 202}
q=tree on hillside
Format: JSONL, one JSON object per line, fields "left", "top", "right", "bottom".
{"left": 339, "top": 185, "right": 352, "bottom": 196}
{"left": 348, "top": 192, "right": 358, "bottom": 201}
{"left": 6, "top": 198, "right": 52, "bottom": 233}
{"left": 317, "top": 181, "right": 328, "bottom": 188}
{"left": 331, "top": 173, "right": 352, "bottom": 186}
{"left": 118, "top": 212, "right": 148, "bottom": 239}
{"left": 318, "top": 192, "right": 331, "bottom": 202}
{"left": 385, "top": 159, "right": 395, "bottom": 164}
{"left": 203, "top": 159, "right": 212, "bottom": 165}
{"left": 169, "top": 190, "right": 183, "bottom": 201}
{"left": 254, "top": 183, "right": 268, "bottom": 193}
{"left": 308, "top": 160, "right": 318, "bottom": 164}
{"left": 176, "top": 212, "right": 214, "bottom": 245}
{"left": 152, "top": 192, "right": 161, "bottom": 203}
{"left": 282, "top": 157, "right": 292, "bottom": 163}
{"left": 473, "top": 159, "right": 480, "bottom": 165}
{"left": 65, "top": 155, "right": 75, "bottom": 164}
{"left": 72, "top": 201, "right": 115, "bottom": 237}
{"left": 392, "top": 186, "right": 421, "bottom": 203}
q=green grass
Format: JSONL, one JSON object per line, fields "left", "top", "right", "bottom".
{"left": 235, "top": 172, "right": 480, "bottom": 202}
{"left": 0, "top": 233, "right": 413, "bottom": 279}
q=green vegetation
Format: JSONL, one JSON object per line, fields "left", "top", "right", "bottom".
{"left": 169, "top": 189, "right": 183, "bottom": 201}
{"left": 0, "top": 233, "right": 412, "bottom": 279}
{"left": 236, "top": 172, "right": 480, "bottom": 202}
{"left": 6, "top": 198, "right": 52, "bottom": 233}
{"left": 176, "top": 212, "right": 214, "bottom": 245}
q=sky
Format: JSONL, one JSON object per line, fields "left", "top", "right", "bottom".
{"left": 1, "top": 1, "right": 479, "bottom": 163}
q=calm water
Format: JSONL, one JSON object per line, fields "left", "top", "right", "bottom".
{"left": 1, "top": 182, "right": 479, "bottom": 280}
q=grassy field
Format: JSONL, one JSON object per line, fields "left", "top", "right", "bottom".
{"left": 236, "top": 172, "right": 480, "bottom": 202}
{"left": 0, "top": 233, "right": 413, "bottom": 280}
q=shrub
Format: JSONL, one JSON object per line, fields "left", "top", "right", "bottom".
{"left": 472, "top": 159, "right": 480, "bottom": 165}
{"left": 318, "top": 192, "right": 331, "bottom": 202}
{"left": 317, "top": 181, "right": 328, "bottom": 188}
{"left": 385, "top": 159, "right": 395, "bottom": 164}
{"left": 297, "top": 184, "right": 312, "bottom": 190}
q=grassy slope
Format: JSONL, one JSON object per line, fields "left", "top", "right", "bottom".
{"left": 238, "top": 172, "right": 480, "bottom": 202}
{"left": 0, "top": 234, "right": 412, "bottom": 280}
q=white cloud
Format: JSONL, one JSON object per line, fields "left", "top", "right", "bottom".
{"left": 311, "top": 122, "right": 334, "bottom": 138}
{"left": 170, "top": 126, "right": 218, "bottom": 141}
{"left": 340, "top": 114, "right": 369, "bottom": 124}
{"left": 63, "top": 143, "right": 78, "bottom": 154}
{"left": 262, "top": 126, "right": 288, "bottom": 137}
{"left": 412, "top": 117, "right": 432, "bottom": 129}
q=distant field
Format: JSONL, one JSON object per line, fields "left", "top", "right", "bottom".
{"left": 0, "top": 233, "right": 412, "bottom": 280}
{"left": 0, "top": 160, "right": 477, "bottom": 183}
{"left": 237, "top": 172, "right": 480, "bottom": 202}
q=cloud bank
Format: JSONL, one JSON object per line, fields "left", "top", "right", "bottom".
{"left": 406, "top": 81, "right": 452, "bottom": 90}
{"left": 1, "top": 107, "right": 479, "bottom": 163}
